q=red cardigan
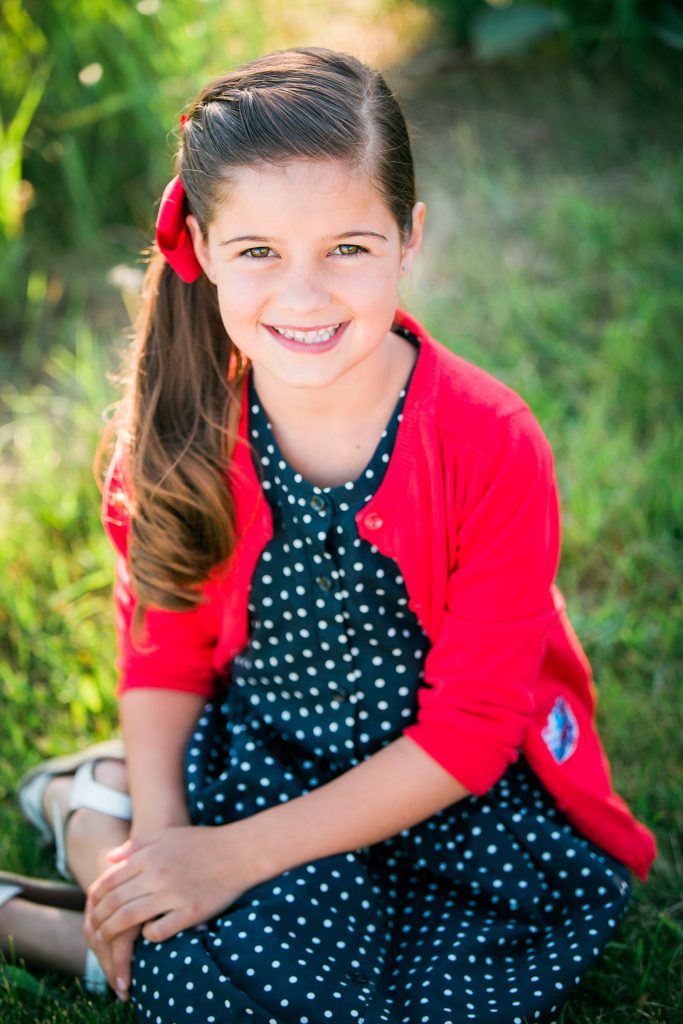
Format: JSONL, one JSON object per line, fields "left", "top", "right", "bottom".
{"left": 103, "top": 309, "right": 656, "bottom": 880}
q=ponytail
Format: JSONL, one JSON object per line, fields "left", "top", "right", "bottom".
{"left": 103, "top": 251, "right": 246, "bottom": 632}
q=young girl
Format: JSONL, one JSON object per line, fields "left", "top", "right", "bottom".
{"left": 4, "top": 46, "right": 656, "bottom": 1024}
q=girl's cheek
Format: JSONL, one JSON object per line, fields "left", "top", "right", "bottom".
{"left": 217, "top": 275, "right": 265, "bottom": 313}
{"left": 349, "top": 266, "right": 402, "bottom": 303}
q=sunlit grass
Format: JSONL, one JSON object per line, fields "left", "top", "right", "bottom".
{"left": 0, "top": 332, "right": 120, "bottom": 897}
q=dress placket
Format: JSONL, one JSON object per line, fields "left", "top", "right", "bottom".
{"left": 242, "top": 362, "right": 422, "bottom": 770}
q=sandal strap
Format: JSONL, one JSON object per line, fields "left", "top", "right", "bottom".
{"left": 67, "top": 761, "right": 133, "bottom": 822}
{"left": 53, "top": 796, "right": 75, "bottom": 882}
{"left": 54, "top": 762, "right": 133, "bottom": 881}
{"left": 17, "top": 774, "right": 55, "bottom": 844}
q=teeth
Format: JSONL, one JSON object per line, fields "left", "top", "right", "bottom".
{"left": 272, "top": 324, "right": 340, "bottom": 344}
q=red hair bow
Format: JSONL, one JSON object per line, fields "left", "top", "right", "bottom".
{"left": 155, "top": 176, "right": 203, "bottom": 284}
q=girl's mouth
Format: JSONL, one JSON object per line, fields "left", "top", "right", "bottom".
{"left": 265, "top": 322, "right": 347, "bottom": 353}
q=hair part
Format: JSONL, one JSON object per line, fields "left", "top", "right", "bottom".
{"left": 104, "top": 47, "right": 416, "bottom": 633}
{"left": 181, "top": 48, "right": 415, "bottom": 241}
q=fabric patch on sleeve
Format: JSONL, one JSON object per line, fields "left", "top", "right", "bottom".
{"left": 541, "top": 696, "right": 579, "bottom": 764}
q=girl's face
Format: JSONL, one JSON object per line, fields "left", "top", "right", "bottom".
{"left": 187, "top": 159, "right": 425, "bottom": 399}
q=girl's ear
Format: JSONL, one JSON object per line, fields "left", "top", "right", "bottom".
{"left": 186, "top": 215, "right": 217, "bottom": 284}
{"left": 400, "top": 201, "right": 426, "bottom": 277}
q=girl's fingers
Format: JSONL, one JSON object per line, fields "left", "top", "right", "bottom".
{"left": 141, "top": 908, "right": 189, "bottom": 944}
{"left": 111, "top": 927, "right": 140, "bottom": 1000}
{"left": 86, "top": 876, "right": 152, "bottom": 933}
{"left": 93, "top": 893, "right": 162, "bottom": 942}
{"left": 90, "top": 938, "right": 115, "bottom": 990}
{"left": 107, "top": 839, "right": 137, "bottom": 863}
{"left": 86, "top": 928, "right": 137, "bottom": 1000}
{"left": 87, "top": 855, "right": 142, "bottom": 908}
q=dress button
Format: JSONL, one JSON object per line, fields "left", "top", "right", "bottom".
{"left": 310, "top": 494, "right": 326, "bottom": 512}
{"left": 316, "top": 575, "right": 334, "bottom": 592}
{"left": 364, "top": 512, "right": 383, "bottom": 530}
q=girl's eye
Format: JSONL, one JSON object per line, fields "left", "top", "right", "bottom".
{"left": 240, "top": 246, "right": 274, "bottom": 259}
{"left": 333, "top": 243, "right": 367, "bottom": 257}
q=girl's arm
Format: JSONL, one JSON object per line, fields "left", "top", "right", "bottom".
{"left": 119, "top": 688, "right": 207, "bottom": 833}
{"left": 240, "top": 735, "right": 469, "bottom": 879}
{"left": 85, "top": 734, "right": 469, "bottom": 946}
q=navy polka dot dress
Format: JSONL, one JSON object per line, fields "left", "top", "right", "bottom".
{"left": 131, "top": 332, "right": 632, "bottom": 1024}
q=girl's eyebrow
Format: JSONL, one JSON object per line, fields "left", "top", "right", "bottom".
{"left": 218, "top": 230, "right": 388, "bottom": 247}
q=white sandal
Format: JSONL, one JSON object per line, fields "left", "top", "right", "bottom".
{"left": 0, "top": 882, "right": 22, "bottom": 909}
{"left": 17, "top": 741, "right": 132, "bottom": 881}
{"left": 83, "top": 947, "right": 109, "bottom": 994}
{"left": 0, "top": 877, "right": 108, "bottom": 995}
{"left": 54, "top": 760, "right": 133, "bottom": 880}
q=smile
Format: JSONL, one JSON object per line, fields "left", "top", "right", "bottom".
{"left": 270, "top": 324, "right": 341, "bottom": 344}
{"left": 265, "top": 322, "right": 348, "bottom": 354}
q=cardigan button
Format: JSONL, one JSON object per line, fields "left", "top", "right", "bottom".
{"left": 364, "top": 512, "right": 383, "bottom": 530}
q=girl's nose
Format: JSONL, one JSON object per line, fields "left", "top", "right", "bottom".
{"left": 279, "top": 261, "right": 330, "bottom": 312}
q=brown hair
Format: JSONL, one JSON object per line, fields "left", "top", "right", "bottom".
{"left": 106, "top": 47, "right": 416, "bottom": 628}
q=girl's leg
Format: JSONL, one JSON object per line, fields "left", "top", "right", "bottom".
{"left": 0, "top": 897, "right": 87, "bottom": 975}
{"left": 1, "top": 759, "right": 131, "bottom": 981}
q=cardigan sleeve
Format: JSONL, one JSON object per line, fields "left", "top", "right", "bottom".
{"left": 102, "top": 453, "right": 218, "bottom": 699}
{"left": 403, "top": 408, "right": 561, "bottom": 794}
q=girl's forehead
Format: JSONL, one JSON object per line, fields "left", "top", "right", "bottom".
{"left": 210, "top": 158, "right": 395, "bottom": 233}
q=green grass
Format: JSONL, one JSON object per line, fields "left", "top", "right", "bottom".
{"left": 1, "top": 55, "right": 682, "bottom": 1022}
{"left": 403, "top": 55, "right": 683, "bottom": 1023}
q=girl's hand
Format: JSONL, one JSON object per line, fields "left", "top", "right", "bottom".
{"left": 86, "top": 924, "right": 141, "bottom": 1003}
{"left": 84, "top": 823, "right": 261, "bottom": 945}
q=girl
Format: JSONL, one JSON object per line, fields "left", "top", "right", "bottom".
{"left": 4, "top": 46, "right": 656, "bottom": 1024}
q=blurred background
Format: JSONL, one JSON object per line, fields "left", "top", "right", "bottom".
{"left": 1, "top": 1, "right": 682, "bottom": 1021}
